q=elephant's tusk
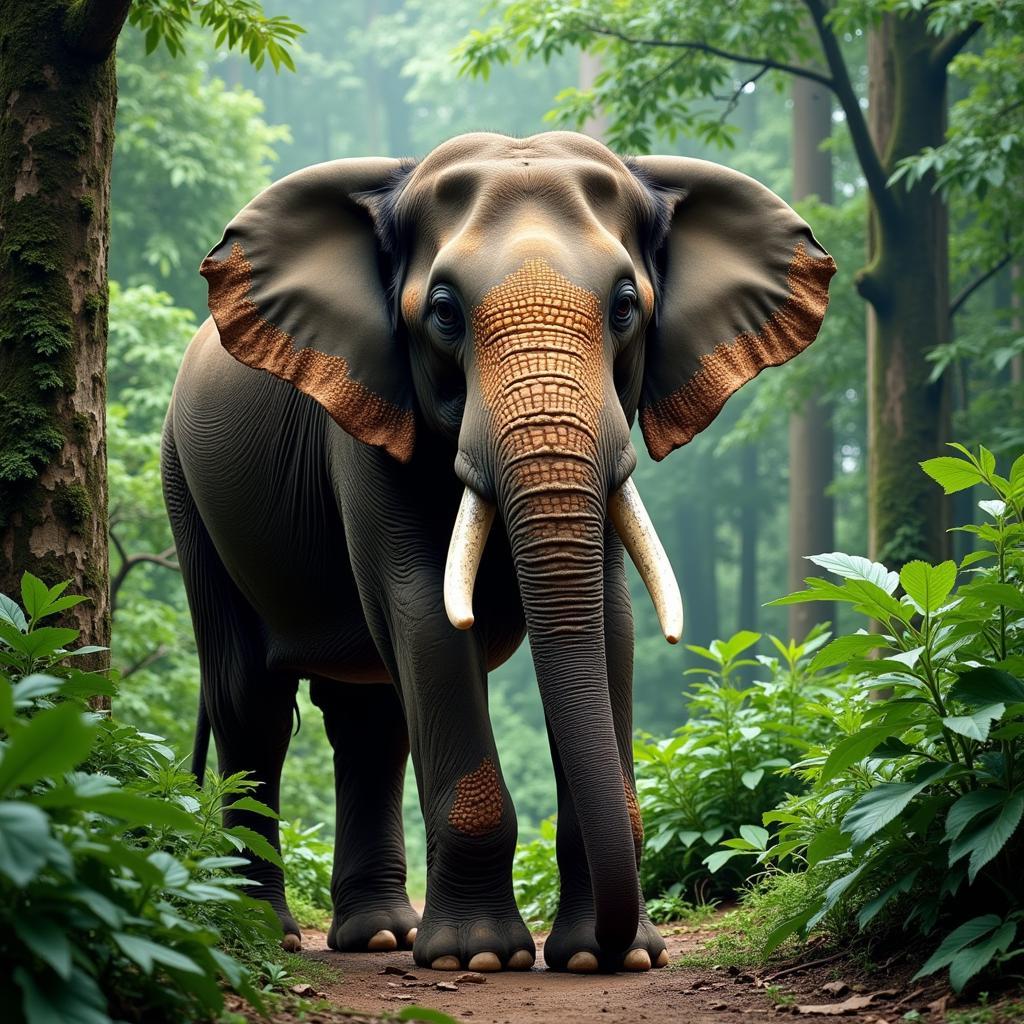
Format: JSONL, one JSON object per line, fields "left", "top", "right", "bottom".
{"left": 609, "top": 478, "right": 684, "bottom": 644}
{"left": 444, "top": 487, "right": 497, "bottom": 630}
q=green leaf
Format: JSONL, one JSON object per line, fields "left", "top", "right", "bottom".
{"left": 227, "top": 825, "right": 285, "bottom": 868}
{"left": 949, "top": 922, "right": 1017, "bottom": 993}
{"left": 13, "top": 916, "right": 72, "bottom": 980}
{"left": 899, "top": 560, "right": 957, "bottom": 612}
{"left": 842, "top": 764, "right": 950, "bottom": 846}
{"left": 741, "top": 769, "right": 764, "bottom": 790}
{"left": 913, "top": 915, "right": 1002, "bottom": 980}
{"left": 945, "top": 790, "right": 1008, "bottom": 843}
{"left": 114, "top": 933, "right": 205, "bottom": 975}
{"left": 20, "top": 572, "right": 50, "bottom": 621}
{"left": 920, "top": 456, "right": 985, "bottom": 495}
{"left": 739, "top": 825, "right": 769, "bottom": 849}
{"left": 0, "top": 802, "right": 51, "bottom": 886}
{"left": 806, "top": 552, "right": 899, "bottom": 593}
{"left": 762, "top": 907, "right": 815, "bottom": 956}
{"left": 0, "top": 677, "right": 12, "bottom": 728}
{"left": 964, "top": 793, "right": 1024, "bottom": 883}
{"left": 13, "top": 966, "right": 109, "bottom": 1024}
{"left": 958, "top": 583, "right": 1024, "bottom": 612}
{"left": 704, "top": 849, "right": 750, "bottom": 873}
{"left": 807, "top": 827, "right": 849, "bottom": 868}
{"left": 0, "top": 592, "right": 27, "bottom": 631}
{"left": 809, "top": 633, "right": 888, "bottom": 672}
{"left": 228, "top": 796, "right": 280, "bottom": 818}
{"left": 857, "top": 870, "right": 919, "bottom": 929}
{"left": 0, "top": 701, "right": 97, "bottom": 795}
{"left": 943, "top": 703, "right": 1005, "bottom": 741}
{"left": 396, "top": 1008, "right": 460, "bottom": 1024}
{"left": 20, "top": 627, "right": 80, "bottom": 661}
{"left": 819, "top": 725, "right": 896, "bottom": 785}
{"left": 76, "top": 790, "right": 200, "bottom": 833}
{"left": 950, "top": 669, "right": 1024, "bottom": 708}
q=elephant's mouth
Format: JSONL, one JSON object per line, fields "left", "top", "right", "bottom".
{"left": 443, "top": 478, "right": 683, "bottom": 644}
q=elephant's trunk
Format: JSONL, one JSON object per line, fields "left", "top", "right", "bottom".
{"left": 502, "top": 445, "right": 640, "bottom": 954}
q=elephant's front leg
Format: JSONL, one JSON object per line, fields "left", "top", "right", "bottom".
{"left": 387, "top": 607, "right": 534, "bottom": 972}
{"left": 542, "top": 527, "right": 669, "bottom": 973}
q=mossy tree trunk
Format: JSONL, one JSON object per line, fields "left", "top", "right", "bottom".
{"left": 861, "top": 11, "right": 952, "bottom": 565}
{"left": 0, "top": 0, "right": 130, "bottom": 649}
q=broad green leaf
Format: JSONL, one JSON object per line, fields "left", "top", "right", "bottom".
{"left": 226, "top": 825, "right": 285, "bottom": 868}
{"left": 807, "top": 827, "right": 849, "bottom": 868}
{"left": 396, "top": 1008, "right": 460, "bottom": 1024}
{"left": 809, "top": 633, "right": 888, "bottom": 672}
{"left": 0, "top": 593, "right": 27, "bottom": 632}
{"left": 0, "top": 802, "right": 51, "bottom": 886}
{"left": 0, "top": 701, "right": 97, "bottom": 795}
{"left": 227, "top": 795, "right": 280, "bottom": 818}
{"left": 806, "top": 552, "right": 899, "bottom": 593}
{"left": 945, "top": 790, "right": 1008, "bottom": 842}
{"left": 899, "top": 560, "right": 957, "bottom": 612}
{"left": 717, "top": 631, "right": 761, "bottom": 663}
{"left": 703, "top": 849, "right": 750, "bottom": 873}
{"left": 950, "top": 668, "right": 1024, "bottom": 708}
{"left": 0, "top": 678, "right": 12, "bottom": 728}
{"left": 965, "top": 794, "right": 1024, "bottom": 882}
{"left": 842, "top": 764, "right": 950, "bottom": 846}
{"left": 762, "top": 907, "right": 815, "bottom": 956}
{"left": 958, "top": 583, "right": 1024, "bottom": 612}
{"left": 741, "top": 769, "right": 764, "bottom": 790}
{"left": 819, "top": 725, "right": 896, "bottom": 785}
{"left": 739, "top": 825, "right": 769, "bottom": 849}
{"left": 808, "top": 864, "right": 865, "bottom": 929}
{"left": 949, "top": 922, "right": 1016, "bottom": 992}
{"left": 13, "top": 966, "right": 109, "bottom": 1024}
{"left": 857, "top": 870, "right": 919, "bottom": 929}
{"left": 13, "top": 916, "right": 72, "bottom": 979}
{"left": 77, "top": 790, "right": 199, "bottom": 833}
{"left": 943, "top": 703, "right": 1005, "bottom": 741}
{"left": 920, "top": 456, "right": 985, "bottom": 495}
{"left": 11, "top": 672, "right": 63, "bottom": 703}
{"left": 20, "top": 572, "right": 50, "bottom": 621}
{"left": 913, "top": 914, "right": 1002, "bottom": 980}
{"left": 20, "top": 626, "right": 80, "bottom": 661}
{"left": 113, "top": 933, "right": 204, "bottom": 975}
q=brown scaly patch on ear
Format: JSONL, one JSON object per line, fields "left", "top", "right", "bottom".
{"left": 448, "top": 757, "right": 503, "bottom": 837}
{"left": 202, "top": 242, "right": 415, "bottom": 463}
{"left": 640, "top": 242, "right": 835, "bottom": 460}
{"left": 623, "top": 771, "right": 644, "bottom": 851}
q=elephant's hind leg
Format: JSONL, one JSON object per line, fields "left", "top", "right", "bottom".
{"left": 309, "top": 678, "right": 420, "bottom": 952}
{"left": 163, "top": 424, "right": 301, "bottom": 948}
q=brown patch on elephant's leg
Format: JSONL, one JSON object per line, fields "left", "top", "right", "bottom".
{"left": 623, "top": 770, "right": 644, "bottom": 853}
{"left": 448, "top": 757, "right": 503, "bottom": 837}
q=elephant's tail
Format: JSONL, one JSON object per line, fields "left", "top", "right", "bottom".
{"left": 191, "top": 689, "right": 211, "bottom": 785}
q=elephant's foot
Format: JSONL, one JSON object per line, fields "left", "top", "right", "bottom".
{"left": 413, "top": 906, "right": 535, "bottom": 972}
{"left": 327, "top": 893, "right": 421, "bottom": 953}
{"left": 543, "top": 908, "right": 668, "bottom": 973}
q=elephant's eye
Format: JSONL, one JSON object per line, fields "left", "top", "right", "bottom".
{"left": 429, "top": 287, "right": 465, "bottom": 345}
{"left": 610, "top": 281, "right": 639, "bottom": 334}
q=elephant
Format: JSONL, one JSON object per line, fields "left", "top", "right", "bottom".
{"left": 162, "top": 130, "right": 834, "bottom": 975}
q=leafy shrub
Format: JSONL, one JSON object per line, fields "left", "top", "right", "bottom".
{"left": 0, "top": 574, "right": 284, "bottom": 1024}
{"left": 282, "top": 819, "right": 334, "bottom": 928}
{"left": 710, "top": 444, "right": 1024, "bottom": 992}
{"left": 512, "top": 816, "right": 560, "bottom": 929}
{"left": 635, "top": 628, "right": 852, "bottom": 899}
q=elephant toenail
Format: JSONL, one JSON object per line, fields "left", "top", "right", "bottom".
{"left": 281, "top": 933, "right": 302, "bottom": 953}
{"left": 431, "top": 955, "right": 461, "bottom": 970}
{"left": 655, "top": 949, "right": 670, "bottom": 968}
{"left": 468, "top": 952, "right": 502, "bottom": 972}
{"left": 405, "top": 927, "right": 418, "bottom": 946}
{"left": 367, "top": 929, "right": 398, "bottom": 951}
{"left": 567, "top": 951, "right": 599, "bottom": 973}
{"left": 623, "top": 948, "right": 651, "bottom": 971}
{"left": 508, "top": 949, "right": 534, "bottom": 970}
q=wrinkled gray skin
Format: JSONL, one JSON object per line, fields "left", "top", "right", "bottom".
{"left": 163, "top": 131, "right": 832, "bottom": 974}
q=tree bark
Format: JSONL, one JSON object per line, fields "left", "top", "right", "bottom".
{"left": 864, "top": 12, "right": 951, "bottom": 566}
{"left": 788, "top": 70, "right": 835, "bottom": 641}
{"left": 579, "top": 52, "right": 610, "bottom": 140}
{"left": 0, "top": 0, "right": 126, "bottom": 651}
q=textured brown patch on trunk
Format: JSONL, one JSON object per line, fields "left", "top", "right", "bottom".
{"left": 448, "top": 757, "right": 503, "bottom": 837}
{"left": 201, "top": 242, "right": 415, "bottom": 462}
{"left": 639, "top": 243, "right": 835, "bottom": 460}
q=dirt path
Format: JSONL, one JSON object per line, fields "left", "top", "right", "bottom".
{"left": 290, "top": 926, "right": 948, "bottom": 1024}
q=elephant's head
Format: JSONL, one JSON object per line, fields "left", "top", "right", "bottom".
{"left": 201, "top": 131, "right": 835, "bottom": 954}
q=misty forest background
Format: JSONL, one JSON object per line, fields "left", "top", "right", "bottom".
{"left": 9, "top": 0, "right": 1022, "bottom": 894}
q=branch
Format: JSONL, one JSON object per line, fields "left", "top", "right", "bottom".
{"left": 712, "top": 66, "right": 771, "bottom": 127}
{"left": 584, "top": 25, "right": 837, "bottom": 91}
{"left": 802, "top": 0, "right": 893, "bottom": 216}
{"left": 109, "top": 525, "right": 179, "bottom": 611}
{"left": 121, "top": 644, "right": 170, "bottom": 680}
{"left": 932, "top": 21, "right": 983, "bottom": 70}
{"left": 64, "top": 0, "right": 133, "bottom": 62}
{"left": 950, "top": 253, "right": 1013, "bottom": 319}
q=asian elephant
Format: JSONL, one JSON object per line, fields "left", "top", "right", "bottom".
{"left": 162, "top": 131, "right": 834, "bottom": 974}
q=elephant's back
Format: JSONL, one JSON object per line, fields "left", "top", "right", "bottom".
{"left": 168, "top": 320, "right": 363, "bottom": 642}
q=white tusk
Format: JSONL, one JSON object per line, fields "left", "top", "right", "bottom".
{"left": 609, "top": 478, "right": 684, "bottom": 644}
{"left": 444, "top": 487, "right": 497, "bottom": 630}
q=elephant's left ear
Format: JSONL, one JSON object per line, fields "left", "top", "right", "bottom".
{"left": 200, "top": 158, "right": 417, "bottom": 463}
{"left": 631, "top": 156, "right": 836, "bottom": 461}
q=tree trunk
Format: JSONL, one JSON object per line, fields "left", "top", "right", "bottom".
{"left": 864, "top": 12, "right": 951, "bottom": 566}
{"left": 0, "top": 0, "right": 127, "bottom": 652}
{"left": 788, "top": 71, "right": 835, "bottom": 640}
{"left": 579, "top": 52, "right": 609, "bottom": 141}
{"left": 679, "top": 448, "right": 720, "bottom": 654}
{"left": 1012, "top": 264, "right": 1023, "bottom": 410}
{"left": 738, "top": 445, "right": 758, "bottom": 633}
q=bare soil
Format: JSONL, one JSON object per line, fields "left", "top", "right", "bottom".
{"left": 254, "top": 923, "right": 1024, "bottom": 1024}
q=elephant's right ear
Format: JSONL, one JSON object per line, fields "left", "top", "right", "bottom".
{"left": 200, "top": 158, "right": 417, "bottom": 463}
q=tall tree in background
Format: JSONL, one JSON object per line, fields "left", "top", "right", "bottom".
{"left": 788, "top": 70, "right": 835, "bottom": 640}
{"left": 0, "top": 0, "right": 300, "bottom": 647}
{"left": 461, "top": 0, "right": 1021, "bottom": 565}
